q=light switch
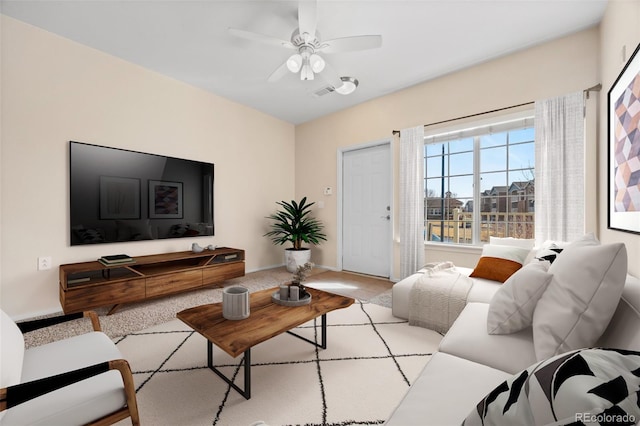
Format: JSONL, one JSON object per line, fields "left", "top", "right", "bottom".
{"left": 324, "top": 187, "right": 332, "bottom": 195}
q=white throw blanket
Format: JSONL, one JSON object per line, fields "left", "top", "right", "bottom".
{"left": 408, "top": 262, "right": 474, "bottom": 334}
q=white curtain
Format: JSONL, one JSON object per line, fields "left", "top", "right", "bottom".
{"left": 534, "top": 92, "right": 585, "bottom": 244}
{"left": 399, "top": 125, "right": 425, "bottom": 278}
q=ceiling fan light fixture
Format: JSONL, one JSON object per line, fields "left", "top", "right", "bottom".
{"left": 286, "top": 53, "right": 302, "bottom": 73}
{"left": 335, "top": 76, "right": 359, "bottom": 95}
{"left": 309, "top": 53, "right": 325, "bottom": 73}
{"left": 300, "top": 62, "right": 314, "bottom": 80}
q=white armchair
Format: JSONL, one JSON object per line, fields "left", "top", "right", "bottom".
{"left": 0, "top": 309, "right": 139, "bottom": 425}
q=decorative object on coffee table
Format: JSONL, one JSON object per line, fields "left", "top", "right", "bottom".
{"left": 271, "top": 289, "right": 311, "bottom": 306}
{"left": 222, "top": 286, "right": 250, "bottom": 320}
{"left": 272, "top": 262, "right": 314, "bottom": 306}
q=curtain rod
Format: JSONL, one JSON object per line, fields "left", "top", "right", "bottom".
{"left": 392, "top": 84, "right": 602, "bottom": 136}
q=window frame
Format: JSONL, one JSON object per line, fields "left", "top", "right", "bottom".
{"left": 423, "top": 110, "right": 535, "bottom": 246}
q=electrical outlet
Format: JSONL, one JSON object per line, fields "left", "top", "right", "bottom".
{"left": 324, "top": 187, "right": 332, "bottom": 195}
{"left": 38, "top": 256, "right": 52, "bottom": 271}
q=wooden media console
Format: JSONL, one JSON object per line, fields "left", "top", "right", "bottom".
{"left": 59, "top": 247, "right": 245, "bottom": 314}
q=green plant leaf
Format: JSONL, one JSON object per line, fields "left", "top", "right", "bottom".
{"left": 264, "top": 197, "right": 326, "bottom": 249}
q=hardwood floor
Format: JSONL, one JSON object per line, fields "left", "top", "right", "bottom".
{"left": 304, "top": 269, "right": 394, "bottom": 301}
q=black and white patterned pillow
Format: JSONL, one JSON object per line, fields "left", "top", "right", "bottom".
{"left": 535, "top": 245, "right": 564, "bottom": 263}
{"left": 463, "top": 348, "right": 640, "bottom": 425}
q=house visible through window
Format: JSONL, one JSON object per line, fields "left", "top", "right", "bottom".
{"left": 424, "top": 115, "right": 535, "bottom": 245}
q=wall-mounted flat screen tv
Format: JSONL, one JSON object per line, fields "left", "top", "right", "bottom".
{"left": 69, "top": 141, "right": 214, "bottom": 246}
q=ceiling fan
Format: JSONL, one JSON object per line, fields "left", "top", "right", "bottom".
{"left": 228, "top": 0, "right": 382, "bottom": 93}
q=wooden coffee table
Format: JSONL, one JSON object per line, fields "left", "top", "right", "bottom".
{"left": 177, "top": 286, "right": 354, "bottom": 399}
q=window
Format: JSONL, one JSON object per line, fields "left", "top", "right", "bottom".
{"left": 424, "top": 115, "right": 535, "bottom": 245}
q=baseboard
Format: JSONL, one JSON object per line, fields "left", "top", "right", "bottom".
{"left": 246, "top": 264, "right": 339, "bottom": 274}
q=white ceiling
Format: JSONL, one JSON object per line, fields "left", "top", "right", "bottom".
{"left": 1, "top": 0, "right": 607, "bottom": 125}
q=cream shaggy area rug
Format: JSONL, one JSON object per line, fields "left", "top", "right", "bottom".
{"left": 113, "top": 301, "right": 441, "bottom": 426}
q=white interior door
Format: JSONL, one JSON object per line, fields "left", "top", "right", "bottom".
{"left": 342, "top": 143, "right": 391, "bottom": 277}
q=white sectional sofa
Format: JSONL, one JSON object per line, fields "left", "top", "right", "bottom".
{"left": 386, "top": 239, "right": 640, "bottom": 425}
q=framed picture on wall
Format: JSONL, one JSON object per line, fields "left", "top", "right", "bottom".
{"left": 99, "top": 176, "right": 141, "bottom": 220}
{"left": 149, "top": 180, "right": 183, "bottom": 219}
{"left": 608, "top": 41, "right": 640, "bottom": 235}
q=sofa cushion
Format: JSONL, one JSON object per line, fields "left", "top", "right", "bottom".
{"left": 532, "top": 242, "right": 627, "bottom": 361}
{"left": 385, "top": 352, "right": 512, "bottom": 426}
{"left": 469, "top": 244, "right": 531, "bottom": 283}
{"left": 467, "top": 276, "right": 501, "bottom": 303}
{"left": 462, "top": 348, "right": 640, "bottom": 426}
{"left": 487, "top": 261, "right": 552, "bottom": 335}
{"left": 439, "top": 303, "right": 536, "bottom": 374}
{"left": 391, "top": 272, "right": 423, "bottom": 319}
{"left": 3, "top": 331, "right": 127, "bottom": 426}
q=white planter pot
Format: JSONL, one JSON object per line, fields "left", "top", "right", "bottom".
{"left": 284, "top": 249, "right": 311, "bottom": 273}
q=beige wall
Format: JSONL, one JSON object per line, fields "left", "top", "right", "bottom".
{"left": 296, "top": 27, "right": 601, "bottom": 280}
{"left": 598, "top": 0, "right": 640, "bottom": 277}
{"left": 3, "top": 1, "right": 639, "bottom": 319}
{"left": 0, "top": 16, "right": 295, "bottom": 319}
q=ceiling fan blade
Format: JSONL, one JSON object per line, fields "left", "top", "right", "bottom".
{"left": 320, "top": 35, "right": 382, "bottom": 54}
{"left": 267, "top": 61, "right": 291, "bottom": 83}
{"left": 228, "top": 28, "right": 294, "bottom": 49}
{"left": 297, "top": 0, "right": 317, "bottom": 43}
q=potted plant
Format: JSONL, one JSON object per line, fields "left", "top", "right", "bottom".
{"left": 264, "top": 197, "right": 327, "bottom": 272}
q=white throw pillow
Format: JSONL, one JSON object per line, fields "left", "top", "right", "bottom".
{"left": 487, "top": 261, "right": 552, "bottom": 335}
{"left": 490, "top": 237, "right": 536, "bottom": 264}
{"left": 564, "top": 232, "right": 600, "bottom": 248}
{"left": 532, "top": 242, "right": 627, "bottom": 361}
{"left": 489, "top": 237, "right": 535, "bottom": 249}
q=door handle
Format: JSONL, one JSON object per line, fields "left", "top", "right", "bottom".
{"left": 380, "top": 215, "right": 390, "bottom": 220}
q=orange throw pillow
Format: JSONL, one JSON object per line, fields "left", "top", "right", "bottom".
{"left": 470, "top": 256, "right": 524, "bottom": 283}
{"left": 469, "top": 244, "right": 532, "bottom": 283}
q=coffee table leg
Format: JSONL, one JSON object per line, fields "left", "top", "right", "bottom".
{"left": 206, "top": 340, "right": 252, "bottom": 400}
{"left": 287, "top": 314, "right": 328, "bottom": 349}
{"left": 321, "top": 313, "right": 327, "bottom": 349}
{"left": 244, "top": 349, "right": 251, "bottom": 399}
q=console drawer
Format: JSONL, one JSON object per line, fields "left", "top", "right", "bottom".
{"left": 62, "top": 278, "right": 146, "bottom": 313}
{"left": 203, "top": 262, "right": 245, "bottom": 286}
{"left": 146, "top": 270, "right": 203, "bottom": 297}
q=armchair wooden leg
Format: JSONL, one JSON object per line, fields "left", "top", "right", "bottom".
{"left": 109, "top": 359, "right": 140, "bottom": 426}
